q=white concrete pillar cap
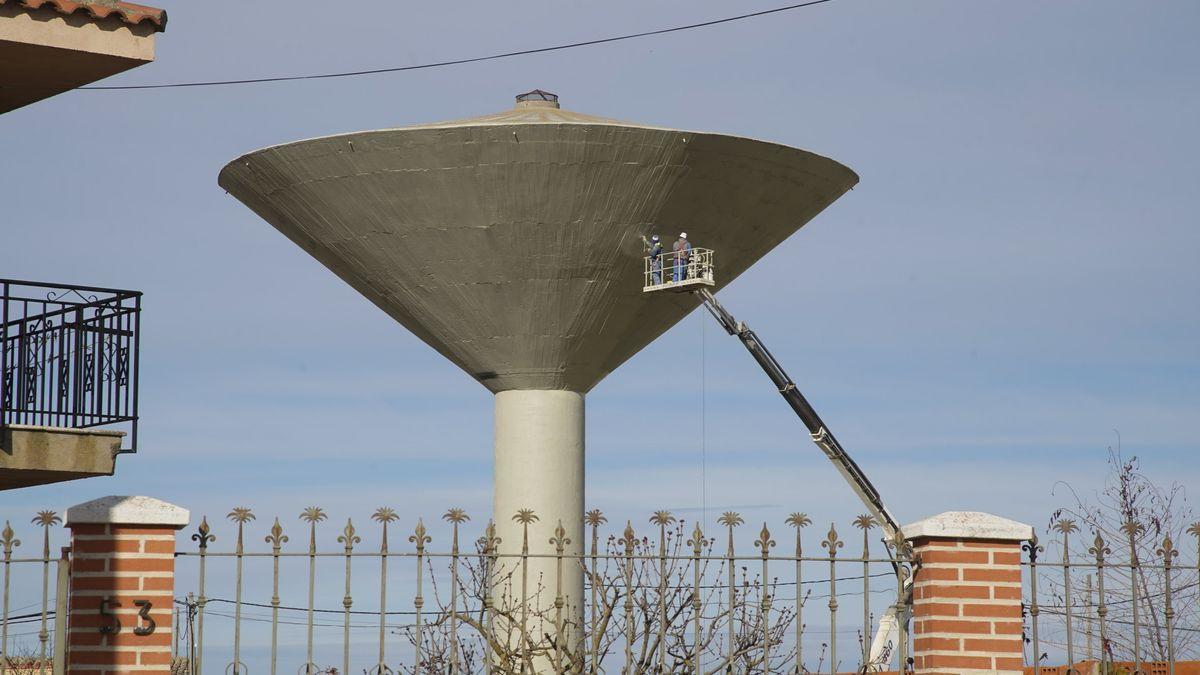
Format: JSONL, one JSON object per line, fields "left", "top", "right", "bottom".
{"left": 66, "top": 495, "right": 190, "bottom": 529}
{"left": 902, "top": 510, "right": 1032, "bottom": 542}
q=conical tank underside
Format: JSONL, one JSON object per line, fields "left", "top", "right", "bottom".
{"left": 218, "top": 99, "right": 858, "bottom": 393}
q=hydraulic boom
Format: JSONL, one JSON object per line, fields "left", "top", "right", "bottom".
{"left": 696, "top": 288, "right": 901, "bottom": 540}
{"left": 695, "top": 287, "right": 910, "bottom": 672}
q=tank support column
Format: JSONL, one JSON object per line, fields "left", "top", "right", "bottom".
{"left": 492, "top": 389, "right": 585, "bottom": 661}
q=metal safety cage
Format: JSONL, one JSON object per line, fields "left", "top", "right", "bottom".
{"left": 0, "top": 279, "right": 142, "bottom": 453}
{"left": 644, "top": 247, "right": 715, "bottom": 293}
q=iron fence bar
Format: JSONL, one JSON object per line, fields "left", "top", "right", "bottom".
{"left": 411, "top": 519, "right": 430, "bottom": 675}
{"left": 1, "top": 281, "right": 8, "bottom": 427}
{"left": 339, "top": 519, "right": 360, "bottom": 675}
{"left": 585, "top": 511, "right": 603, "bottom": 675}
{"left": 1055, "top": 521, "right": 1079, "bottom": 674}
{"left": 1084, "top": 574, "right": 1093, "bottom": 662}
{"left": 192, "top": 518, "right": 214, "bottom": 675}
{"left": 228, "top": 509, "right": 252, "bottom": 675}
{"left": 1158, "top": 535, "right": 1177, "bottom": 675}
{"left": 757, "top": 523, "right": 775, "bottom": 673}
{"left": 265, "top": 518, "right": 286, "bottom": 675}
{"left": 821, "top": 523, "right": 843, "bottom": 675}
{"left": 300, "top": 507, "right": 326, "bottom": 675}
{"left": 1023, "top": 534, "right": 1043, "bottom": 675}
{"left": 35, "top": 513, "right": 59, "bottom": 675}
{"left": 551, "top": 520, "right": 568, "bottom": 675}
{"left": 1, "top": 521, "right": 17, "bottom": 675}
{"left": 856, "top": 516, "right": 872, "bottom": 669}
{"left": 721, "top": 513, "right": 741, "bottom": 675}
{"left": 51, "top": 550, "right": 67, "bottom": 675}
{"left": 1125, "top": 520, "right": 1145, "bottom": 675}
{"left": 482, "top": 520, "right": 499, "bottom": 675}
{"left": 516, "top": 512, "right": 535, "bottom": 675}
{"left": 372, "top": 509, "right": 396, "bottom": 675}
{"left": 893, "top": 532, "right": 911, "bottom": 675}
{"left": 444, "top": 509, "right": 464, "bottom": 675}
{"left": 1089, "top": 533, "right": 1110, "bottom": 672}
{"left": 652, "top": 512, "right": 672, "bottom": 675}
{"left": 787, "top": 513, "right": 809, "bottom": 675}
{"left": 689, "top": 522, "right": 703, "bottom": 675}
{"left": 621, "top": 521, "right": 635, "bottom": 674}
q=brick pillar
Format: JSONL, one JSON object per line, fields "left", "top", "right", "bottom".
{"left": 65, "top": 496, "right": 189, "bottom": 675}
{"left": 904, "top": 511, "right": 1032, "bottom": 675}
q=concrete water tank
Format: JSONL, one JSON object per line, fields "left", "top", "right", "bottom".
{"left": 218, "top": 90, "right": 858, "bottom": 635}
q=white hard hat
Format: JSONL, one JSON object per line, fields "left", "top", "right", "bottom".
{"left": 679, "top": 232, "right": 688, "bottom": 239}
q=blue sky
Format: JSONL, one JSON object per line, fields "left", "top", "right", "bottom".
{"left": 2, "top": 0, "right": 1198, "bottom": 551}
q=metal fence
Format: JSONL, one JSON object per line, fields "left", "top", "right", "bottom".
{"left": 0, "top": 512, "right": 68, "bottom": 675}
{"left": 1023, "top": 519, "right": 1200, "bottom": 674}
{"left": 0, "top": 279, "right": 141, "bottom": 453}
{"left": 172, "top": 508, "right": 912, "bottom": 675}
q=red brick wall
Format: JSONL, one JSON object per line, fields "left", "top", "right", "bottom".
{"left": 67, "top": 523, "right": 177, "bottom": 675}
{"left": 911, "top": 536, "right": 1024, "bottom": 674}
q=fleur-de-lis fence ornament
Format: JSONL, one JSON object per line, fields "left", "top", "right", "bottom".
{"left": 755, "top": 523, "right": 776, "bottom": 558}
{"left": 549, "top": 520, "right": 571, "bottom": 554}
{"left": 339, "top": 519, "right": 361, "bottom": 552}
{"left": 480, "top": 519, "right": 502, "bottom": 555}
{"left": 192, "top": 516, "right": 215, "bottom": 551}
{"left": 688, "top": 522, "right": 706, "bottom": 557}
{"left": 1, "top": 521, "right": 20, "bottom": 559}
{"left": 408, "top": 519, "right": 431, "bottom": 553}
{"left": 1157, "top": 535, "right": 1178, "bottom": 566}
{"left": 265, "top": 518, "right": 288, "bottom": 550}
{"left": 619, "top": 520, "right": 636, "bottom": 556}
{"left": 1022, "top": 532, "right": 1043, "bottom": 565}
{"left": 821, "top": 523, "right": 844, "bottom": 557}
{"left": 1088, "top": 531, "right": 1111, "bottom": 564}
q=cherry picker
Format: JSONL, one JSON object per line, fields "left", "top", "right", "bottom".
{"left": 644, "top": 248, "right": 911, "bottom": 672}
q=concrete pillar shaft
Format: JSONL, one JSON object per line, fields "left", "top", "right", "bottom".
{"left": 492, "top": 390, "right": 585, "bottom": 648}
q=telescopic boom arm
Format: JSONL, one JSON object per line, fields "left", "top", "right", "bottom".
{"left": 695, "top": 288, "right": 902, "bottom": 542}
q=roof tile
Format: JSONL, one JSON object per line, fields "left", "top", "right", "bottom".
{"left": 1, "top": 0, "right": 166, "bottom": 32}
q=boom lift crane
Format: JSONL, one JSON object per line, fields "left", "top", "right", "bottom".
{"left": 641, "top": 245, "right": 911, "bottom": 670}
{"left": 693, "top": 287, "right": 911, "bottom": 672}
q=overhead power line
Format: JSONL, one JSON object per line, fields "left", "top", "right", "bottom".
{"left": 79, "top": 0, "right": 836, "bottom": 91}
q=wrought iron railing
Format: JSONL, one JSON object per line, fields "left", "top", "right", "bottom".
{"left": 171, "top": 508, "right": 912, "bottom": 675}
{"left": 1022, "top": 519, "right": 1200, "bottom": 674}
{"left": 0, "top": 279, "right": 141, "bottom": 453}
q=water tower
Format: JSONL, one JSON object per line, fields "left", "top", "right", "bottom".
{"left": 218, "top": 90, "right": 857, "bottom": 634}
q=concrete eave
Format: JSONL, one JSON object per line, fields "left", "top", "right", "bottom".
{"left": 0, "top": 2, "right": 159, "bottom": 113}
{"left": 0, "top": 424, "right": 123, "bottom": 490}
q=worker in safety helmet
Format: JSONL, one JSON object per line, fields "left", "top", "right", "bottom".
{"left": 672, "top": 232, "right": 692, "bottom": 282}
{"left": 646, "top": 234, "right": 664, "bottom": 285}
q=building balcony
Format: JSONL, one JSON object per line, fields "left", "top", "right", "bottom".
{"left": 0, "top": 278, "right": 140, "bottom": 489}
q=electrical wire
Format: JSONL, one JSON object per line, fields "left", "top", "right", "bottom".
{"left": 76, "top": 0, "right": 837, "bottom": 91}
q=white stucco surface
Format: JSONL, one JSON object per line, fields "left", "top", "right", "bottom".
{"left": 66, "top": 495, "right": 190, "bottom": 528}
{"left": 903, "top": 511, "right": 1032, "bottom": 542}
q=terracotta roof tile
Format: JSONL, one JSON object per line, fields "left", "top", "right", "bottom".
{"left": 1, "top": 0, "right": 166, "bottom": 32}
